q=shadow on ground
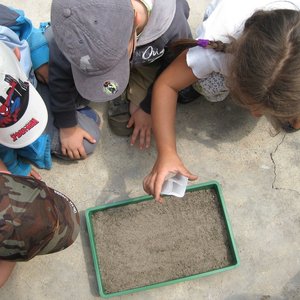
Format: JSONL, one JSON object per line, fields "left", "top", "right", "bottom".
{"left": 176, "top": 96, "right": 258, "bottom": 148}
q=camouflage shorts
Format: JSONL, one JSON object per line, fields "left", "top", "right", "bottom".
{"left": 0, "top": 173, "right": 80, "bottom": 261}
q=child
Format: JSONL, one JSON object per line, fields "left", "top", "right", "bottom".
{"left": 0, "top": 3, "right": 100, "bottom": 162}
{"left": 107, "top": 0, "right": 192, "bottom": 150}
{"left": 0, "top": 162, "right": 80, "bottom": 287}
{"left": 143, "top": 0, "right": 300, "bottom": 202}
{"left": 0, "top": 4, "right": 52, "bottom": 178}
{"left": 47, "top": 0, "right": 135, "bottom": 160}
{"left": 48, "top": 0, "right": 192, "bottom": 157}
{"left": 0, "top": 41, "right": 51, "bottom": 179}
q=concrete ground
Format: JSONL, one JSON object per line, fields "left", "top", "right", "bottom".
{"left": 2, "top": 1, "right": 300, "bottom": 299}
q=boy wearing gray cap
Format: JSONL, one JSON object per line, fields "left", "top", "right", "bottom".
{"left": 47, "top": 0, "right": 135, "bottom": 160}
{"left": 108, "top": 0, "right": 192, "bottom": 150}
{"left": 48, "top": 0, "right": 191, "bottom": 159}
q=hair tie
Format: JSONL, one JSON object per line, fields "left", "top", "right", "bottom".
{"left": 196, "top": 39, "right": 210, "bottom": 48}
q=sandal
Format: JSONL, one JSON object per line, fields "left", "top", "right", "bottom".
{"left": 107, "top": 93, "right": 133, "bottom": 136}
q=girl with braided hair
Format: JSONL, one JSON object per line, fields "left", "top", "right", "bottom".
{"left": 143, "top": 0, "right": 300, "bottom": 202}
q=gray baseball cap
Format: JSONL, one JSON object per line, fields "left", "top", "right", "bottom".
{"left": 51, "top": 0, "right": 134, "bottom": 102}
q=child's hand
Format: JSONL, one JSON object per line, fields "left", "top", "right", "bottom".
{"left": 0, "top": 159, "right": 8, "bottom": 172}
{"left": 127, "top": 108, "right": 152, "bottom": 149}
{"left": 143, "top": 152, "right": 198, "bottom": 203}
{"left": 35, "top": 63, "right": 49, "bottom": 84}
{"left": 59, "top": 127, "right": 96, "bottom": 160}
{"left": 1, "top": 160, "right": 41, "bottom": 180}
{"left": 29, "top": 168, "right": 42, "bottom": 180}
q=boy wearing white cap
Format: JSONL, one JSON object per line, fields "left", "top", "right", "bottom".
{"left": 0, "top": 40, "right": 51, "bottom": 178}
{"left": 0, "top": 4, "right": 53, "bottom": 178}
{"left": 0, "top": 42, "right": 48, "bottom": 150}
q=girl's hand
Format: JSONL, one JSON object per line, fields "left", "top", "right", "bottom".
{"left": 143, "top": 152, "right": 198, "bottom": 203}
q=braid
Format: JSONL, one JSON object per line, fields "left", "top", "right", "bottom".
{"left": 169, "top": 38, "right": 229, "bottom": 56}
{"left": 197, "top": 39, "right": 228, "bottom": 52}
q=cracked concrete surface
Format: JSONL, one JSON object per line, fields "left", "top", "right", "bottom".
{"left": 1, "top": 1, "right": 300, "bottom": 300}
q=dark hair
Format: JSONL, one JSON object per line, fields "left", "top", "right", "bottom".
{"left": 171, "top": 9, "right": 300, "bottom": 130}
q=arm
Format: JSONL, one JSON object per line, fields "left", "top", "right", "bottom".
{"left": 0, "top": 146, "right": 30, "bottom": 175}
{"left": 0, "top": 154, "right": 41, "bottom": 179}
{"left": 130, "top": 0, "right": 192, "bottom": 148}
{"left": 3, "top": 6, "right": 49, "bottom": 78}
{"left": 0, "top": 260, "right": 16, "bottom": 288}
{"left": 143, "top": 50, "right": 198, "bottom": 202}
{"left": 47, "top": 30, "right": 95, "bottom": 159}
{"left": 0, "top": 159, "right": 8, "bottom": 172}
{"left": 139, "top": 0, "right": 192, "bottom": 114}
{"left": 48, "top": 34, "right": 78, "bottom": 128}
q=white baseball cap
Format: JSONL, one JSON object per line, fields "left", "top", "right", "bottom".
{"left": 0, "top": 42, "right": 48, "bottom": 148}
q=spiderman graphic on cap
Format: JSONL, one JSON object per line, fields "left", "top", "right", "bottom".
{"left": 0, "top": 74, "right": 29, "bottom": 128}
